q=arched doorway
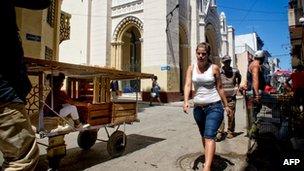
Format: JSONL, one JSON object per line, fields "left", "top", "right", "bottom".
{"left": 179, "top": 25, "right": 190, "bottom": 93}
{"left": 112, "top": 16, "right": 143, "bottom": 92}
{"left": 205, "top": 23, "right": 220, "bottom": 65}
{"left": 121, "top": 27, "right": 141, "bottom": 91}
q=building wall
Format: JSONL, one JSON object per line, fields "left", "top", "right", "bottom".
{"left": 142, "top": 0, "right": 167, "bottom": 91}
{"left": 236, "top": 51, "right": 252, "bottom": 86}
{"left": 58, "top": 0, "right": 234, "bottom": 101}
{"left": 235, "top": 33, "right": 258, "bottom": 53}
{"left": 166, "top": 0, "right": 180, "bottom": 92}
{"left": 190, "top": 0, "right": 199, "bottom": 63}
{"left": 16, "top": 0, "right": 64, "bottom": 61}
{"left": 91, "top": 0, "right": 111, "bottom": 66}
{"left": 16, "top": 8, "right": 44, "bottom": 58}
{"left": 16, "top": 6, "right": 60, "bottom": 60}
{"left": 60, "top": 0, "right": 88, "bottom": 64}
{"left": 228, "top": 26, "right": 235, "bottom": 67}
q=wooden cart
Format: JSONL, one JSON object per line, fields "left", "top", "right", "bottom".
{"left": 24, "top": 57, "right": 153, "bottom": 170}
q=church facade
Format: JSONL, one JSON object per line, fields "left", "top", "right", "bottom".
{"left": 60, "top": 0, "right": 235, "bottom": 102}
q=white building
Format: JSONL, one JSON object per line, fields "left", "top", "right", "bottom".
{"left": 59, "top": 0, "right": 235, "bottom": 102}
{"left": 235, "top": 32, "right": 272, "bottom": 86}
{"left": 268, "top": 57, "right": 281, "bottom": 75}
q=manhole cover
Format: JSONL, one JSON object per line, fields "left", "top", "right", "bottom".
{"left": 177, "top": 152, "right": 245, "bottom": 171}
{"left": 177, "top": 152, "right": 202, "bottom": 170}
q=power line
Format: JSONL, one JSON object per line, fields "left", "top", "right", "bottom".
{"left": 230, "top": 19, "right": 287, "bottom": 22}
{"left": 218, "top": 5, "right": 285, "bottom": 14}
{"left": 239, "top": 0, "right": 258, "bottom": 26}
{"left": 270, "top": 53, "right": 290, "bottom": 57}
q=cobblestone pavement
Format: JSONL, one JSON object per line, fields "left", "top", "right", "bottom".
{"left": 0, "top": 98, "right": 249, "bottom": 171}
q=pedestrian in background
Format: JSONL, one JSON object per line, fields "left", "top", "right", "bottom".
{"left": 216, "top": 55, "right": 241, "bottom": 141}
{"left": 0, "top": 0, "right": 51, "bottom": 170}
{"left": 149, "top": 76, "right": 162, "bottom": 106}
{"left": 285, "top": 64, "right": 304, "bottom": 110}
{"left": 110, "top": 80, "right": 119, "bottom": 100}
{"left": 246, "top": 50, "right": 267, "bottom": 138}
{"left": 183, "top": 42, "right": 231, "bottom": 171}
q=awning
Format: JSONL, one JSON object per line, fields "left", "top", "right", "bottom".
{"left": 25, "top": 57, "right": 154, "bottom": 80}
{"left": 273, "top": 70, "right": 291, "bottom": 76}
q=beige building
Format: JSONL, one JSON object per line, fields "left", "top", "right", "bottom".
{"left": 16, "top": 0, "right": 70, "bottom": 61}
{"left": 60, "top": 0, "right": 236, "bottom": 102}
{"left": 18, "top": 0, "right": 235, "bottom": 102}
{"left": 235, "top": 33, "right": 271, "bottom": 86}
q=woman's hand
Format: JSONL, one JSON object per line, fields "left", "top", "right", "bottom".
{"left": 224, "top": 106, "right": 232, "bottom": 116}
{"left": 183, "top": 102, "right": 190, "bottom": 114}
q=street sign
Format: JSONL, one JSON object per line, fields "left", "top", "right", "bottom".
{"left": 161, "top": 65, "right": 170, "bottom": 71}
{"left": 26, "top": 33, "right": 41, "bottom": 42}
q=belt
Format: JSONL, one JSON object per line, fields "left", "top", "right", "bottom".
{"left": 195, "top": 100, "right": 221, "bottom": 108}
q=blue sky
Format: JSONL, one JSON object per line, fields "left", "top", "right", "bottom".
{"left": 217, "top": 0, "right": 290, "bottom": 69}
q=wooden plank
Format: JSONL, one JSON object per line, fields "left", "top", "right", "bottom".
{"left": 88, "top": 103, "right": 112, "bottom": 111}
{"left": 113, "top": 103, "right": 136, "bottom": 110}
{"left": 112, "top": 115, "right": 136, "bottom": 124}
{"left": 100, "top": 77, "right": 106, "bottom": 102}
{"left": 113, "top": 109, "right": 136, "bottom": 117}
{"left": 89, "top": 110, "right": 111, "bottom": 118}
{"left": 93, "top": 77, "right": 100, "bottom": 103}
{"left": 105, "top": 78, "right": 111, "bottom": 102}
{"left": 88, "top": 117, "right": 111, "bottom": 126}
{"left": 25, "top": 57, "right": 154, "bottom": 80}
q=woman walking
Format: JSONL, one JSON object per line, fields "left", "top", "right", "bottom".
{"left": 183, "top": 42, "right": 231, "bottom": 171}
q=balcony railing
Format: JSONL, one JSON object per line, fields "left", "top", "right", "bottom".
{"left": 60, "top": 10, "right": 71, "bottom": 43}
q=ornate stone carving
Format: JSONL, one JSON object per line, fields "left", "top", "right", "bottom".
{"left": 47, "top": 0, "right": 56, "bottom": 27}
{"left": 60, "top": 11, "right": 71, "bottom": 43}
{"left": 113, "top": 16, "right": 143, "bottom": 40}
{"left": 112, "top": 0, "right": 143, "bottom": 18}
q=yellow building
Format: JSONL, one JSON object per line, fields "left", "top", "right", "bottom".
{"left": 16, "top": 0, "right": 70, "bottom": 60}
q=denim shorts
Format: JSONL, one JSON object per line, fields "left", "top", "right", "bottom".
{"left": 193, "top": 101, "right": 224, "bottom": 139}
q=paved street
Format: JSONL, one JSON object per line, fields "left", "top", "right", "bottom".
{"left": 1, "top": 98, "right": 249, "bottom": 170}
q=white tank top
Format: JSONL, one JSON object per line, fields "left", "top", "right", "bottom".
{"left": 192, "top": 63, "right": 221, "bottom": 105}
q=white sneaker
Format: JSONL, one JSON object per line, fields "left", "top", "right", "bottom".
{"left": 50, "top": 125, "right": 63, "bottom": 133}
{"left": 60, "top": 124, "right": 73, "bottom": 132}
{"left": 82, "top": 124, "right": 90, "bottom": 128}
{"left": 75, "top": 123, "right": 90, "bottom": 129}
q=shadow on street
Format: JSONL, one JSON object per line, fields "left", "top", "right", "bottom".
{"left": 192, "top": 154, "right": 235, "bottom": 171}
{"left": 35, "top": 134, "right": 165, "bottom": 171}
{"left": 244, "top": 132, "right": 303, "bottom": 171}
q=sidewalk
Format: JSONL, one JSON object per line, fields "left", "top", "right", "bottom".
{"left": 162, "top": 98, "right": 250, "bottom": 170}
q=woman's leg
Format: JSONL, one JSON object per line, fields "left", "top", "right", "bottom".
{"left": 203, "top": 138, "right": 215, "bottom": 171}
{"left": 157, "top": 97, "right": 162, "bottom": 105}
{"left": 149, "top": 96, "right": 153, "bottom": 106}
{"left": 202, "top": 138, "right": 205, "bottom": 148}
{"left": 202, "top": 101, "right": 224, "bottom": 171}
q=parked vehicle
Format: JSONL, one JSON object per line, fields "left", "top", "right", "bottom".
{"left": 24, "top": 57, "right": 154, "bottom": 170}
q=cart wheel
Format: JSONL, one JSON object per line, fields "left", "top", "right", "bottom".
{"left": 107, "top": 130, "right": 127, "bottom": 158}
{"left": 77, "top": 130, "right": 97, "bottom": 150}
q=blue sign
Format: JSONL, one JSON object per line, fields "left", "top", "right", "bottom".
{"left": 26, "top": 33, "right": 41, "bottom": 42}
{"left": 161, "top": 65, "right": 170, "bottom": 71}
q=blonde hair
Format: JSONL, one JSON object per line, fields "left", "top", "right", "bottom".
{"left": 196, "top": 42, "right": 212, "bottom": 63}
{"left": 196, "top": 42, "right": 211, "bottom": 56}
